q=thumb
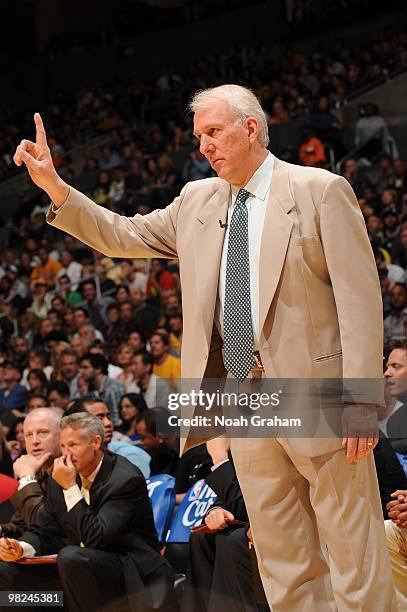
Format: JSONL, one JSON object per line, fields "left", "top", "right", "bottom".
{"left": 224, "top": 510, "right": 235, "bottom": 522}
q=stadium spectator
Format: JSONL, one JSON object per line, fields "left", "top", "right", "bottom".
{"left": 47, "top": 381, "right": 71, "bottom": 412}
{"left": 59, "top": 349, "right": 81, "bottom": 399}
{"left": 56, "top": 274, "right": 82, "bottom": 306}
{"left": 26, "top": 393, "right": 49, "bottom": 412}
{"left": 383, "top": 341, "right": 407, "bottom": 455}
{"left": 298, "top": 127, "right": 326, "bottom": 167}
{"left": 26, "top": 369, "right": 49, "bottom": 396}
{"left": 29, "top": 278, "right": 52, "bottom": 319}
{"left": 79, "top": 352, "right": 125, "bottom": 425}
{"left": 118, "top": 393, "right": 148, "bottom": 441}
{"left": 384, "top": 284, "right": 407, "bottom": 350}
{"left": 56, "top": 250, "right": 82, "bottom": 291}
{"left": 146, "top": 259, "right": 177, "bottom": 297}
{"left": 31, "top": 246, "right": 62, "bottom": 288}
{"left": 128, "top": 351, "right": 171, "bottom": 409}
{"left": 116, "top": 342, "right": 135, "bottom": 389}
{"left": 150, "top": 332, "right": 181, "bottom": 392}
{"left": 0, "top": 360, "right": 28, "bottom": 417}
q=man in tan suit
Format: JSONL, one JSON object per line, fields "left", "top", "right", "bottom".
{"left": 14, "top": 85, "right": 397, "bottom": 610}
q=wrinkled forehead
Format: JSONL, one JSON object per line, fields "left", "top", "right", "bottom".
{"left": 193, "top": 100, "right": 237, "bottom": 134}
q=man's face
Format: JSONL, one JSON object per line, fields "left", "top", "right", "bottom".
{"left": 84, "top": 401, "right": 113, "bottom": 444}
{"left": 38, "top": 248, "right": 48, "bottom": 265}
{"left": 74, "top": 310, "right": 88, "bottom": 328}
{"left": 150, "top": 335, "right": 167, "bottom": 359}
{"left": 120, "top": 261, "right": 132, "bottom": 278}
{"left": 24, "top": 411, "right": 61, "bottom": 460}
{"left": 385, "top": 349, "right": 407, "bottom": 398}
{"left": 166, "top": 295, "right": 180, "bottom": 310}
{"left": 131, "top": 355, "right": 149, "bottom": 382}
{"left": 61, "top": 355, "right": 79, "bottom": 380}
{"left": 3, "top": 364, "right": 20, "bottom": 384}
{"left": 194, "top": 100, "right": 256, "bottom": 186}
{"left": 13, "top": 338, "right": 29, "bottom": 357}
{"left": 120, "top": 303, "right": 133, "bottom": 323}
{"left": 40, "top": 319, "right": 53, "bottom": 337}
{"left": 60, "top": 427, "right": 101, "bottom": 476}
{"left": 82, "top": 284, "right": 96, "bottom": 302}
{"left": 27, "top": 397, "right": 47, "bottom": 412}
{"left": 79, "top": 325, "right": 96, "bottom": 347}
{"left": 60, "top": 251, "right": 72, "bottom": 267}
{"left": 48, "top": 390, "right": 69, "bottom": 410}
{"left": 134, "top": 420, "right": 158, "bottom": 452}
{"left": 72, "top": 336, "right": 85, "bottom": 357}
{"left": 80, "top": 359, "right": 97, "bottom": 382}
{"left": 128, "top": 332, "right": 144, "bottom": 351}
{"left": 390, "top": 286, "right": 407, "bottom": 311}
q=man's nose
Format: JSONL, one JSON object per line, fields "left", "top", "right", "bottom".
{"left": 199, "top": 136, "right": 213, "bottom": 156}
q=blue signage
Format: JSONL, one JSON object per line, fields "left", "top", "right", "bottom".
{"left": 146, "top": 474, "right": 176, "bottom": 542}
{"left": 166, "top": 479, "right": 217, "bottom": 543}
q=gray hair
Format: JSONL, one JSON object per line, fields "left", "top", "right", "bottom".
{"left": 189, "top": 84, "right": 269, "bottom": 147}
{"left": 61, "top": 413, "right": 104, "bottom": 443}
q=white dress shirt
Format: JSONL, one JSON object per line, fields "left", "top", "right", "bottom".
{"left": 215, "top": 152, "right": 274, "bottom": 351}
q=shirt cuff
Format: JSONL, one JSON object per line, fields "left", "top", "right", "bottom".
{"left": 211, "top": 459, "right": 229, "bottom": 472}
{"left": 18, "top": 478, "right": 37, "bottom": 491}
{"left": 20, "top": 541, "right": 36, "bottom": 558}
{"left": 63, "top": 484, "right": 83, "bottom": 512}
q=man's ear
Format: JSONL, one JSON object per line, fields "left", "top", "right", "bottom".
{"left": 245, "top": 117, "right": 259, "bottom": 142}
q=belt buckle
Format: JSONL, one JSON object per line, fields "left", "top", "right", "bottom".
{"left": 251, "top": 351, "right": 264, "bottom": 379}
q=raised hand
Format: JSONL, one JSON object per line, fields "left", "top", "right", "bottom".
{"left": 52, "top": 454, "right": 77, "bottom": 490}
{"left": 13, "top": 113, "right": 69, "bottom": 207}
{"left": 13, "top": 452, "right": 52, "bottom": 479}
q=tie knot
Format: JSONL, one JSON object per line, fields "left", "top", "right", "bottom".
{"left": 82, "top": 477, "right": 92, "bottom": 490}
{"left": 236, "top": 188, "right": 250, "bottom": 207}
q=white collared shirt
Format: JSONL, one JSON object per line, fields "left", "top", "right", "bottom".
{"left": 216, "top": 152, "right": 274, "bottom": 351}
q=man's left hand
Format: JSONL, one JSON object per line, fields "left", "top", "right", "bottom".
{"left": 52, "top": 455, "right": 76, "bottom": 489}
{"left": 342, "top": 404, "right": 378, "bottom": 464}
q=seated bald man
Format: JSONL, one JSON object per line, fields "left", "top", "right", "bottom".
{"left": 0, "top": 408, "right": 61, "bottom": 539}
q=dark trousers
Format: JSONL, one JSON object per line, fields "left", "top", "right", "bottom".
{"left": 181, "top": 527, "right": 268, "bottom": 612}
{"left": 0, "top": 546, "right": 141, "bottom": 612}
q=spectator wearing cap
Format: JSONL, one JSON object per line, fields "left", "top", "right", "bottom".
{"left": 0, "top": 360, "right": 28, "bottom": 423}
{"left": 31, "top": 246, "right": 62, "bottom": 288}
{"left": 384, "top": 284, "right": 407, "bottom": 352}
{"left": 79, "top": 352, "right": 125, "bottom": 425}
{"left": 382, "top": 207, "right": 401, "bottom": 252}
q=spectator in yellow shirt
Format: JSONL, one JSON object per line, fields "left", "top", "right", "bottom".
{"left": 31, "top": 246, "right": 62, "bottom": 288}
{"left": 150, "top": 332, "right": 181, "bottom": 392}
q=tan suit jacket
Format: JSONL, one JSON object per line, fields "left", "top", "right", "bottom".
{"left": 47, "top": 156, "right": 383, "bottom": 456}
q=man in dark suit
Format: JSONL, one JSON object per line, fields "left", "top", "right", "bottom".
{"left": 383, "top": 340, "right": 407, "bottom": 454}
{"left": 0, "top": 413, "right": 173, "bottom": 612}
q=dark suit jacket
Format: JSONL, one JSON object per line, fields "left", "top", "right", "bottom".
{"left": 205, "top": 460, "right": 248, "bottom": 523}
{"left": 1, "top": 473, "right": 48, "bottom": 538}
{"left": 21, "top": 453, "right": 172, "bottom": 610}
{"left": 387, "top": 404, "right": 407, "bottom": 454}
{"left": 374, "top": 433, "right": 407, "bottom": 518}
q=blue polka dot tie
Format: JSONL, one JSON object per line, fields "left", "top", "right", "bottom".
{"left": 223, "top": 188, "right": 255, "bottom": 380}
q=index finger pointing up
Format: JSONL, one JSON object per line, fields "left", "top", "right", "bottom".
{"left": 34, "top": 112, "right": 47, "bottom": 147}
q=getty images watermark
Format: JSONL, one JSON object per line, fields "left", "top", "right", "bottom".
{"left": 166, "top": 389, "right": 302, "bottom": 429}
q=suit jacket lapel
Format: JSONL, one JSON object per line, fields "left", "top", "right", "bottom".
{"left": 194, "top": 181, "right": 230, "bottom": 347}
{"left": 259, "top": 158, "right": 295, "bottom": 334}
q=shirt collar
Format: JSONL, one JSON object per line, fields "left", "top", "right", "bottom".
{"left": 80, "top": 456, "right": 104, "bottom": 487}
{"left": 231, "top": 152, "right": 273, "bottom": 201}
